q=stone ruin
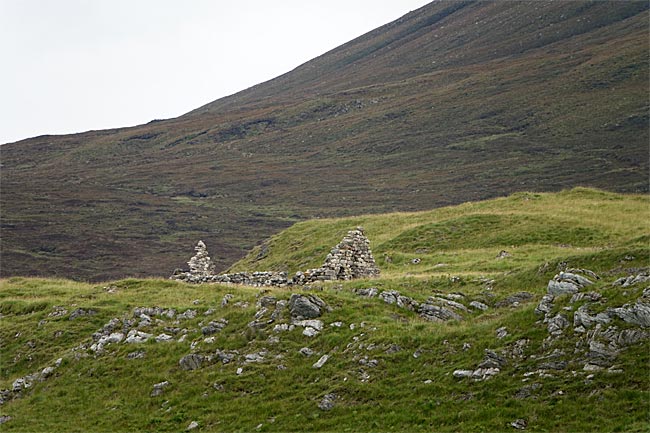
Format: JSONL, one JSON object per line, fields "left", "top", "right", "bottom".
{"left": 187, "top": 241, "right": 214, "bottom": 277}
{"left": 294, "top": 227, "right": 380, "bottom": 284}
{"left": 172, "top": 227, "right": 380, "bottom": 286}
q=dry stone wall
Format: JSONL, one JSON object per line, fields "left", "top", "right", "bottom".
{"left": 172, "top": 227, "right": 380, "bottom": 286}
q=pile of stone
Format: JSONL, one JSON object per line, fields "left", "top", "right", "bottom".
{"left": 172, "top": 227, "right": 380, "bottom": 286}
{"left": 188, "top": 241, "right": 214, "bottom": 277}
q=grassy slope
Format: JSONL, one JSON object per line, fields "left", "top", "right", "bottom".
{"left": 1, "top": 189, "right": 648, "bottom": 432}
{"left": 1, "top": 1, "right": 648, "bottom": 281}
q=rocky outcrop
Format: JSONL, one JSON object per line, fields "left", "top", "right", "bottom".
{"left": 534, "top": 268, "right": 650, "bottom": 372}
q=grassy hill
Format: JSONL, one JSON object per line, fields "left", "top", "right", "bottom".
{"left": 1, "top": 1, "right": 648, "bottom": 281}
{"left": 1, "top": 189, "right": 648, "bottom": 432}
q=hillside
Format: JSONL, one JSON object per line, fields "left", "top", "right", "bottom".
{"left": 0, "top": 189, "right": 649, "bottom": 432}
{"left": 1, "top": 1, "right": 649, "bottom": 281}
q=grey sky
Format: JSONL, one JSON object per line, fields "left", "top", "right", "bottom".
{"left": 0, "top": 0, "right": 431, "bottom": 144}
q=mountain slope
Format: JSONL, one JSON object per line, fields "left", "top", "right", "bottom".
{"left": 1, "top": 1, "right": 648, "bottom": 281}
{"left": 1, "top": 189, "right": 648, "bottom": 432}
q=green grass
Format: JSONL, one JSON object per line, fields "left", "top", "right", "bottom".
{"left": 1, "top": 189, "right": 648, "bottom": 432}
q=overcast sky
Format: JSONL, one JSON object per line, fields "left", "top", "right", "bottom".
{"left": 0, "top": 0, "right": 431, "bottom": 144}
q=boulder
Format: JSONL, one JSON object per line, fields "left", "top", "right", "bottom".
{"left": 179, "top": 354, "right": 204, "bottom": 370}
{"left": 418, "top": 303, "right": 462, "bottom": 322}
{"left": 313, "top": 354, "right": 330, "bottom": 369}
{"left": 289, "top": 294, "right": 327, "bottom": 319}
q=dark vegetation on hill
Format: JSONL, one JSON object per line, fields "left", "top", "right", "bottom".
{"left": 1, "top": 1, "right": 648, "bottom": 281}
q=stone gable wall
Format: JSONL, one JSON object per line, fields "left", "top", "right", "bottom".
{"left": 172, "top": 227, "right": 380, "bottom": 286}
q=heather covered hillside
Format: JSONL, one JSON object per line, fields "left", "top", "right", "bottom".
{"left": 1, "top": 1, "right": 648, "bottom": 281}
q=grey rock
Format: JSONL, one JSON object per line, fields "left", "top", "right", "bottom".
{"left": 293, "top": 319, "right": 324, "bottom": 331}
{"left": 453, "top": 369, "right": 474, "bottom": 378}
{"left": 125, "top": 330, "right": 152, "bottom": 344}
{"left": 495, "top": 292, "right": 534, "bottom": 307}
{"left": 478, "top": 349, "right": 506, "bottom": 369}
{"left": 127, "top": 350, "right": 146, "bottom": 359}
{"left": 303, "top": 327, "right": 319, "bottom": 337}
{"left": 496, "top": 327, "right": 508, "bottom": 339}
{"left": 289, "top": 294, "right": 327, "bottom": 319}
{"left": 221, "top": 294, "right": 234, "bottom": 307}
{"left": 244, "top": 352, "right": 266, "bottom": 363}
{"left": 318, "top": 393, "right": 337, "bottom": 411}
{"left": 534, "top": 294, "right": 554, "bottom": 316}
{"left": 470, "top": 301, "right": 489, "bottom": 311}
{"left": 150, "top": 381, "right": 170, "bottom": 397}
{"left": 257, "top": 296, "right": 277, "bottom": 308}
{"left": 202, "top": 319, "right": 228, "bottom": 335}
{"left": 613, "top": 272, "right": 650, "bottom": 287}
{"left": 570, "top": 291, "right": 602, "bottom": 303}
{"left": 538, "top": 360, "right": 567, "bottom": 370}
{"left": 177, "top": 309, "right": 198, "bottom": 320}
{"left": 607, "top": 301, "right": 650, "bottom": 328}
{"left": 511, "top": 419, "right": 527, "bottom": 430}
{"left": 558, "top": 272, "right": 594, "bottom": 288}
{"left": 547, "top": 314, "right": 569, "bottom": 336}
{"left": 471, "top": 367, "right": 500, "bottom": 381}
{"left": 0, "top": 415, "right": 11, "bottom": 425}
{"left": 385, "top": 344, "right": 401, "bottom": 354}
{"left": 514, "top": 383, "right": 542, "bottom": 399}
{"left": 179, "top": 354, "right": 204, "bottom": 370}
{"left": 41, "top": 366, "right": 56, "bottom": 378}
{"left": 299, "top": 347, "right": 315, "bottom": 357}
{"left": 616, "top": 328, "right": 649, "bottom": 346}
{"left": 214, "top": 349, "right": 237, "bottom": 364}
{"left": 155, "top": 333, "right": 173, "bottom": 342}
{"left": 547, "top": 280, "right": 579, "bottom": 296}
{"left": 355, "top": 287, "right": 379, "bottom": 298}
{"left": 187, "top": 420, "right": 199, "bottom": 431}
{"left": 69, "top": 308, "right": 97, "bottom": 320}
{"left": 573, "top": 304, "right": 611, "bottom": 329}
{"left": 313, "top": 354, "right": 330, "bottom": 369}
{"left": 418, "top": 303, "right": 462, "bottom": 322}
{"left": 379, "top": 290, "right": 400, "bottom": 305}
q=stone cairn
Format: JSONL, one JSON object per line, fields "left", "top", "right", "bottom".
{"left": 188, "top": 240, "right": 215, "bottom": 276}
{"left": 172, "top": 227, "right": 380, "bottom": 286}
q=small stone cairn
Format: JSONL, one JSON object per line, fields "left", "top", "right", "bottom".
{"left": 188, "top": 241, "right": 214, "bottom": 277}
{"left": 172, "top": 227, "right": 380, "bottom": 286}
